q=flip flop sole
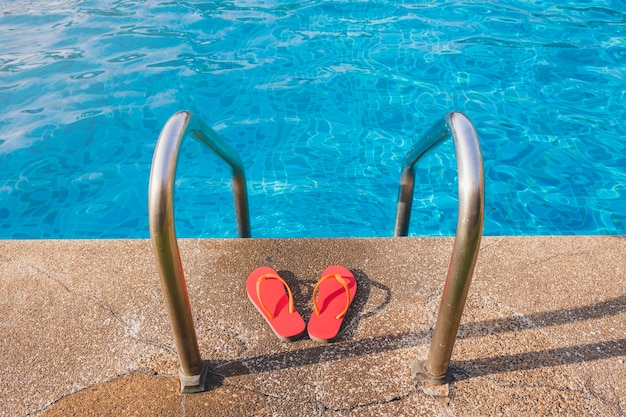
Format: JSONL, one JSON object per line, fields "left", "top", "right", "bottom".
{"left": 307, "top": 265, "right": 357, "bottom": 342}
{"left": 246, "top": 267, "right": 306, "bottom": 341}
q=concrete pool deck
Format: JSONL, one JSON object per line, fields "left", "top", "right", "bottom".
{"left": 0, "top": 236, "right": 624, "bottom": 416}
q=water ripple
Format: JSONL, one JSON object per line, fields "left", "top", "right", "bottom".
{"left": 0, "top": 0, "right": 624, "bottom": 237}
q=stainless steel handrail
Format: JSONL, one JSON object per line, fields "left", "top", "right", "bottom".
{"left": 394, "top": 111, "right": 484, "bottom": 386}
{"left": 148, "top": 110, "right": 251, "bottom": 393}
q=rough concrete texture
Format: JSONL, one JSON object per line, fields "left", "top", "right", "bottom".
{"left": 0, "top": 236, "right": 624, "bottom": 416}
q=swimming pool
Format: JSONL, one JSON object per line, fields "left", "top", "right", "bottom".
{"left": 1, "top": 1, "right": 625, "bottom": 238}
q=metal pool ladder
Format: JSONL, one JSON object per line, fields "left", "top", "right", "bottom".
{"left": 148, "top": 110, "right": 484, "bottom": 393}
{"left": 395, "top": 112, "right": 484, "bottom": 386}
{"left": 148, "top": 111, "right": 250, "bottom": 392}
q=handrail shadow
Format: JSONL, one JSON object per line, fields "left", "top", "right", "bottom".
{"left": 209, "top": 294, "right": 626, "bottom": 382}
{"left": 451, "top": 338, "right": 626, "bottom": 381}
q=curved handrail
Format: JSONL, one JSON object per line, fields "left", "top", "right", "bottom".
{"left": 148, "top": 110, "right": 250, "bottom": 392}
{"left": 395, "top": 111, "right": 484, "bottom": 384}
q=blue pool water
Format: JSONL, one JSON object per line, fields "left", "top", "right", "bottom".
{"left": 1, "top": 1, "right": 625, "bottom": 238}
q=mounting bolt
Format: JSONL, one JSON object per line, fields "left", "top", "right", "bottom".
{"left": 411, "top": 359, "right": 450, "bottom": 397}
{"left": 179, "top": 361, "right": 208, "bottom": 394}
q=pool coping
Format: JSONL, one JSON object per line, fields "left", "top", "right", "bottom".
{"left": 1, "top": 236, "right": 624, "bottom": 416}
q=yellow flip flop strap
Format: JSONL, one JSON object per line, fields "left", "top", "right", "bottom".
{"left": 312, "top": 273, "right": 350, "bottom": 320}
{"left": 256, "top": 273, "right": 295, "bottom": 320}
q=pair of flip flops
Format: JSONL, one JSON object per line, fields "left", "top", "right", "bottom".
{"left": 246, "top": 265, "right": 357, "bottom": 342}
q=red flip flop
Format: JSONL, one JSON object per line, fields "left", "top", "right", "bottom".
{"left": 307, "top": 265, "right": 357, "bottom": 342}
{"left": 246, "top": 267, "right": 306, "bottom": 341}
